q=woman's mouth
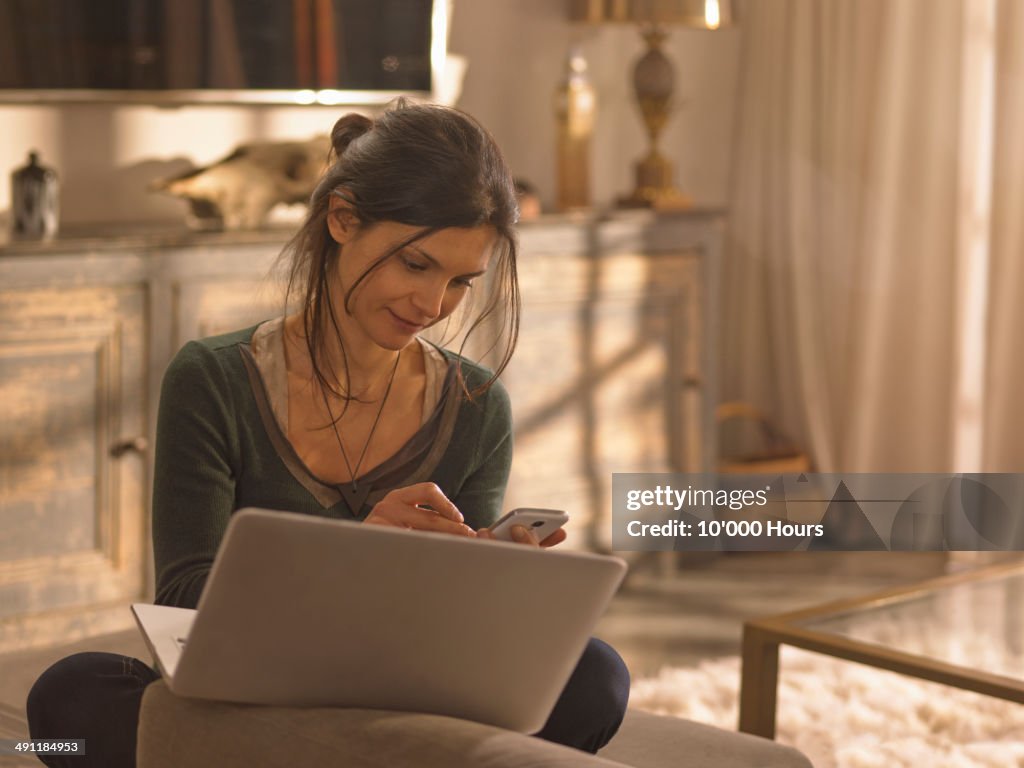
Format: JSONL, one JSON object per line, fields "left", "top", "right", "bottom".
{"left": 387, "top": 309, "right": 425, "bottom": 332}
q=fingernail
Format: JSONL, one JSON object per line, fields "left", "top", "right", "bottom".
{"left": 512, "top": 525, "right": 529, "bottom": 542}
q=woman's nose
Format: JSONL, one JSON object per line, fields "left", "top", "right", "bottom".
{"left": 411, "top": 280, "right": 446, "bottom": 319}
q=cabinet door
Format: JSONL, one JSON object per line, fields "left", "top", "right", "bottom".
{"left": 501, "top": 251, "right": 697, "bottom": 551}
{"left": 171, "top": 277, "right": 286, "bottom": 348}
{"left": 154, "top": 242, "right": 285, "bottom": 351}
{"left": 0, "top": 284, "right": 148, "bottom": 652}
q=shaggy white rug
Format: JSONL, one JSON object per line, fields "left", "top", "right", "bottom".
{"left": 630, "top": 648, "right": 1024, "bottom": 768}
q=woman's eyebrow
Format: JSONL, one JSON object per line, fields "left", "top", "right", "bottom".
{"left": 409, "top": 244, "right": 487, "bottom": 277}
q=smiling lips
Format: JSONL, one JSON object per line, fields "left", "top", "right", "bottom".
{"left": 387, "top": 308, "right": 428, "bottom": 332}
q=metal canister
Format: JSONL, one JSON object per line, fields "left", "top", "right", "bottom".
{"left": 11, "top": 151, "right": 60, "bottom": 240}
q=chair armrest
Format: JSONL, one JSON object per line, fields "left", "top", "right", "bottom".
{"left": 137, "top": 680, "right": 631, "bottom": 768}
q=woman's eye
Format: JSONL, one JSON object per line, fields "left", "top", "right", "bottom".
{"left": 453, "top": 277, "right": 475, "bottom": 289}
{"left": 403, "top": 258, "right": 428, "bottom": 272}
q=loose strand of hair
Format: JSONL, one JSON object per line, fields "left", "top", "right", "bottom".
{"left": 321, "top": 280, "right": 361, "bottom": 415}
{"left": 341, "top": 226, "right": 442, "bottom": 314}
{"left": 455, "top": 236, "right": 520, "bottom": 400}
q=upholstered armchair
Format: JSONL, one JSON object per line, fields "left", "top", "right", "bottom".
{"left": 137, "top": 681, "right": 812, "bottom": 768}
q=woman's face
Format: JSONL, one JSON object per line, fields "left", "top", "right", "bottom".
{"left": 326, "top": 198, "right": 497, "bottom": 351}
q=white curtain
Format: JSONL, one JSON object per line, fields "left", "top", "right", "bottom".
{"left": 721, "top": 0, "right": 1021, "bottom": 473}
{"left": 983, "top": 0, "right": 1024, "bottom": 471}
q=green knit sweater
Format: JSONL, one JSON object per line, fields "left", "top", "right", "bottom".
{"left": 152, "top": 324, "right": 512, "bottom": 610}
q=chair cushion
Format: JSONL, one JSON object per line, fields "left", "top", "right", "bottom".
{"left": 137, "top": 681, "right": 813, "bottom": 768}
{"left": 599, "top": 710, "right": 813, "bottom": 768}
{"left": 136, "top": 680, "right": 629, "bottom": 768}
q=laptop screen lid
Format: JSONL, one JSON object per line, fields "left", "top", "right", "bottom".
{"left": 170, "top": 507, "right": 627, "bottom": 733}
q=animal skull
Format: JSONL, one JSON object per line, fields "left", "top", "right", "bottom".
{"left": 150, "top": 135, "right": 331, "bottom": 230}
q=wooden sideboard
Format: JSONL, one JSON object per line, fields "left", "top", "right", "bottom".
{"left": 0, "top": 209, "right": 723, "bottom": 653}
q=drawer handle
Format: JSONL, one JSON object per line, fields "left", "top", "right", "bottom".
{"left": 110, "top": 437, "right": 149, "bottom": 458}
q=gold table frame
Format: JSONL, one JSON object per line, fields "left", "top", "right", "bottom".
{"left": 739, "top": 559, "right": 1024, "bottom": 738}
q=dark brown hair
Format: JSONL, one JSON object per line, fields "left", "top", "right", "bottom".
{"left": 279, "top": 99, "right": 521, "bottom": 402}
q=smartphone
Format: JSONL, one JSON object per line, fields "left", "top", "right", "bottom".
{"left": 488, "top": 508, "right": 569, "bottom": 543}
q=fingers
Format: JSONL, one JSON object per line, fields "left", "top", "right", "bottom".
{"left": 511, "top": 525, "right": 540, "bottom": 546}
{"left": 405, "top": 505, "right": 474, "bottom": 536}
{"left": 387, "top": 483, "right": 464, "bottom": 523}
{"left": 510, "top": 525, "right": 567, "bottom": 548}
{"left": 365, "top": 483, "right": 473, "bottom": 537}
{"left": 477, "top": 525, "right": 566, "bottom": 548}
{"left": 476, "top": 524, "right": 536, "bottom": 546}
{"left": 367, "top": 505, "right": 474, "bottom": 537}
{"left": 539, "top": 528, "right": 567, "bottom": 548}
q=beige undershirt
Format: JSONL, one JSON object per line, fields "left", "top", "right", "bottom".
{"left": 248, "top": 316, "right": 448, "bottom": 437}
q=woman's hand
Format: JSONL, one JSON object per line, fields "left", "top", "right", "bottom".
{"left": 477, "top": 525, "right": 567, "bottom": 548}
{"left": 364, "top": 483, "right": 476, "bottom": 537}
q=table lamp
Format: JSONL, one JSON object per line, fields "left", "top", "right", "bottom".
{"left": 569, "top": 0, "right": 735, "bottom": 209}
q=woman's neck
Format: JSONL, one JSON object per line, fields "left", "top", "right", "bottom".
{"left": 284, "top": 313, "right": 403, "bottom": 400}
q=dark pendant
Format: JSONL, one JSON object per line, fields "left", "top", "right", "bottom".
{"left": 339, "top": 482, "right": 371, "bottom": 517}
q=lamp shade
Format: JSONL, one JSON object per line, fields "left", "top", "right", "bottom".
{"left": 569, "top": 0, "right": 734, "bottom": 29}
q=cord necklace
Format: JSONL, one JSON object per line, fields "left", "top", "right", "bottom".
{"left": 320, "top": 348, "right": 402, "bottom": 492}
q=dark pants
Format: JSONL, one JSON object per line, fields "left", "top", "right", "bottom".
{"left": 26, "top": 637, "right": 630, "bottom": 766}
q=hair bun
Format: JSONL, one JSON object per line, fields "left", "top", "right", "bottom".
{"left": 330, "top": 113, "right": 374, "bottom": 159}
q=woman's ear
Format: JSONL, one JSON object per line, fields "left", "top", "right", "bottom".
{"left": 326, "top": 194, "right": 359, "bottom": 244}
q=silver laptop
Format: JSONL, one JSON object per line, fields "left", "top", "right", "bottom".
{"left": 132, "top": 507, "right": 627, "bottom": 733}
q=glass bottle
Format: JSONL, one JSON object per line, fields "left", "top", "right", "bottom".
{"left": 554, "top": 47, "right": 596, "bottom": 212}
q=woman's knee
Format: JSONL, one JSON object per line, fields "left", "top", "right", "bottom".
{"left": 26, "top": 652, "right": 150, "bottom": 736}
{"left": 576, "top": 637, "right": 631, "bottom": 716}
{"left": 27, "top": 652, "right": 157, "bottom": 768}
{"left": 536, "top": 638, "right": 631, "bottom": 753}
{"left": 28, "top": 653, "right": 98, "bottom": 736}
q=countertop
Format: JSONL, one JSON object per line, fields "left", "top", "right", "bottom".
{"left": 0, "top": 208, "right": 727, "bottom": 258}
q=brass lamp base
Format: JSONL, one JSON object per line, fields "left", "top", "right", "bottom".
{"left": 616, "top": 150, "right": 693, "bottom": 210}
{"left": 614, "top": 24, "right": 694, "bottom": 212}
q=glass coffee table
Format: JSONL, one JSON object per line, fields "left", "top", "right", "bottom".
{"left": 739, "top": 559, "right": 1024, "bottom": 738}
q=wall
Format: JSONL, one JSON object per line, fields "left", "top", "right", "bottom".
{"left": 452, "top": 0, "right": 741, "bottom": 212}
{"left": 0, "top": 0, "right": 741, "bottom": 228}
{"left": 0, "top": 104, "right": 351, "bottom": 227}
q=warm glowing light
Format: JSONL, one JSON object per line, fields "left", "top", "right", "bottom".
{"left": 705, "top": 0, "right": 721, "bottom": 29}
{"left": 431, "top": 0, "right": 449, "bottom": 97}
{"left": 294, "top": 90, "right": 316, "bottom": 105}
{"left": 315, "top": 90, "right": 343, "bottom": 105}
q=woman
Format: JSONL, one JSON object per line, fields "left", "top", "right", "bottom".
{"left": 26, "top": 101, "right": 629, "bottom": 767}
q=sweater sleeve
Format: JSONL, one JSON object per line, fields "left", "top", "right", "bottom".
{"left": 152, "top": 341, "right": 239, "bottom": 609}
{"left": 452, "top": 379, "right": 513, "bottom": 531}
